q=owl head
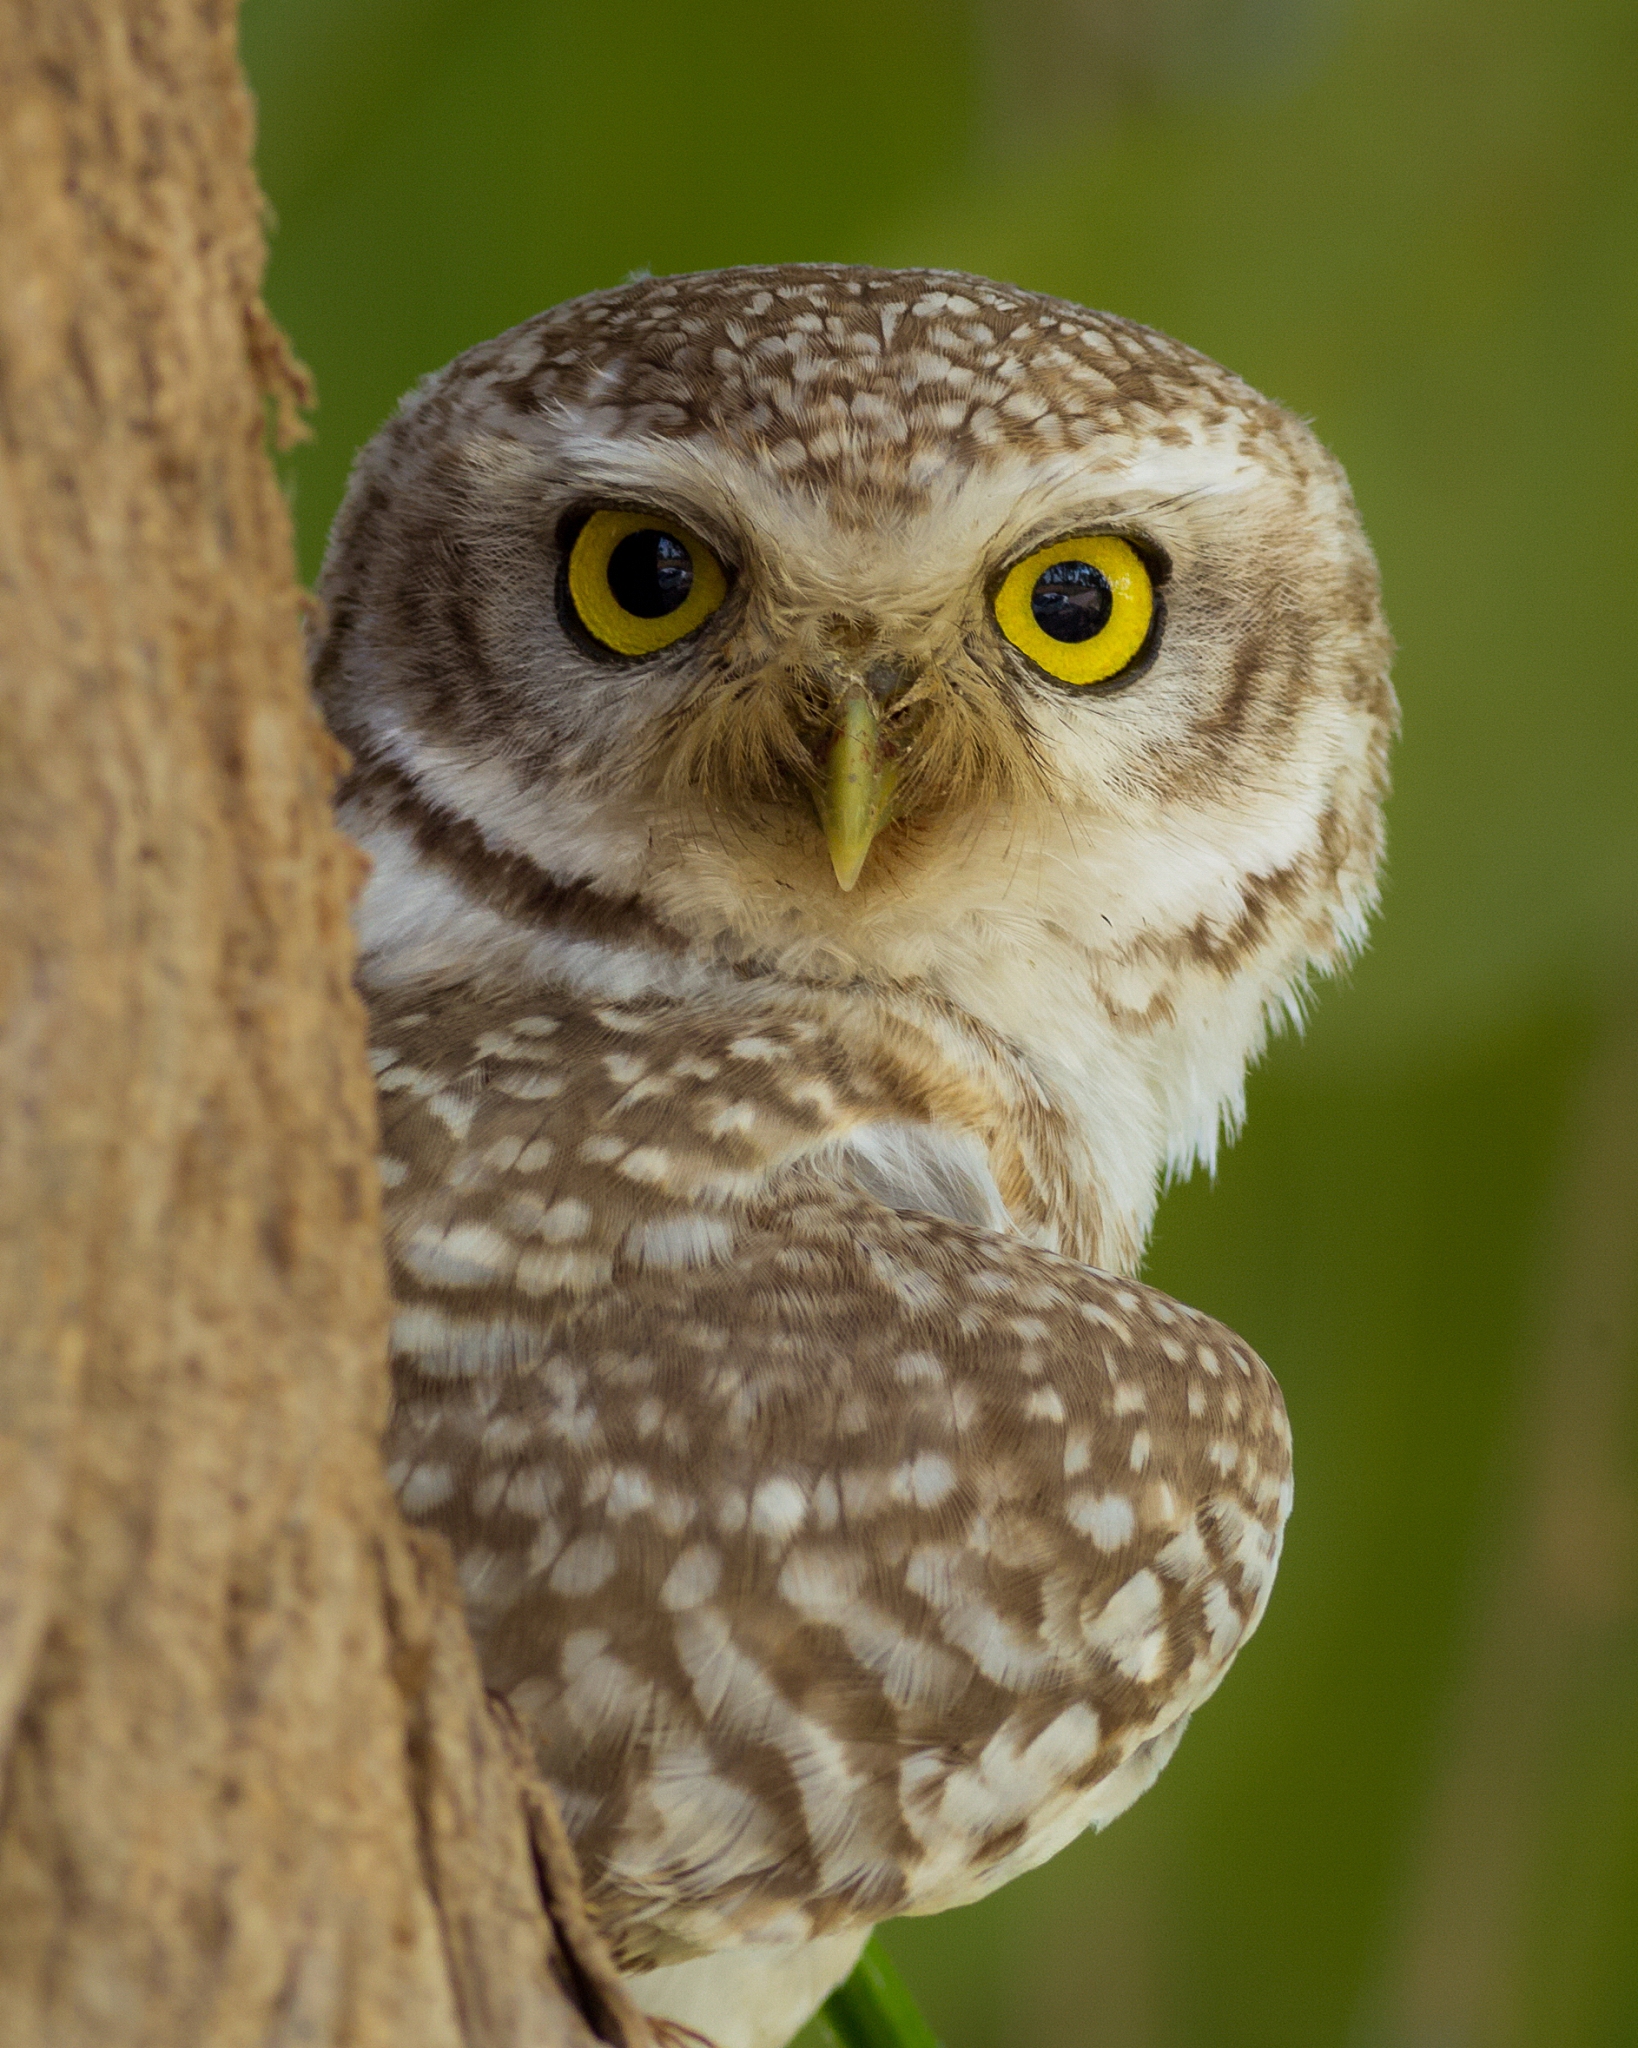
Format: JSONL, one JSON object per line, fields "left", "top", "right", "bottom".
{"left": 314, "top": 265, "right": 1393, "bottom": 1209}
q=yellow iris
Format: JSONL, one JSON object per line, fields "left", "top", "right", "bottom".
{"left": 567, "top": 508, "right": 727, "bottom": 656}
{"left": 993, "top": 534, "right": 1154, "bottom": 686}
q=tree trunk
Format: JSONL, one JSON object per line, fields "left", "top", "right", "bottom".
{"left": 0, "top": 7, "right": 643, "bottom": 2044}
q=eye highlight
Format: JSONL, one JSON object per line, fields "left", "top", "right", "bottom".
{"left": 567, "top": 508, "right": 727, "bottom": 656}
{"left": 994, "top": 534, "right": 1155, "bottom": 686}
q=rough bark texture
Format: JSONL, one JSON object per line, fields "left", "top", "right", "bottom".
{"left": 0, "top": 7, "right": 646, "bottom": 2044}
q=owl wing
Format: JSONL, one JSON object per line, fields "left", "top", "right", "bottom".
{"left": 375, "top": 982, "right": 1291, "bottom": 1968}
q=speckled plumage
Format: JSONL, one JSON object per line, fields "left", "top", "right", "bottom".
{"left": 314, "top": 265, "right": 1394, "bottom": 2048}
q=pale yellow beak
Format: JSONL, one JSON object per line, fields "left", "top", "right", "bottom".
{"left": 810, "top": 683, "right": 901, "bottom": 891}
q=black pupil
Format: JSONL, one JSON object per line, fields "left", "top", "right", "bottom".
{"left": 606, "top": 529, "right": 693, "bottom": 618}
{"left": 1030, "top": 558, "right": 1113, "bottom": 643}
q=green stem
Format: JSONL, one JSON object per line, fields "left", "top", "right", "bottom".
{"left": 812, "top": 1938, "right": 941, "bottom": 2048}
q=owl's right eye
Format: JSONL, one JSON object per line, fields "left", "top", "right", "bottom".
{"left": 566, "top": 508, "right": 727, "bottom": 656}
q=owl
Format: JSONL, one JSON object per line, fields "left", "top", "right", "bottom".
{"left": 312, "top": 265, "right": 1394, "bottom": 2048}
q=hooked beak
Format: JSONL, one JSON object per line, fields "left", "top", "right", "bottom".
{"left": 813, "top": 686, "right": 898, "bottom": 892}
{"left": 809, "top": 672, "right": 907, "bottom": 891}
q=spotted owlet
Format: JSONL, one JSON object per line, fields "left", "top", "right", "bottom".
{"left": 312, "top": 265, "right": 1394, "bottom": 2048}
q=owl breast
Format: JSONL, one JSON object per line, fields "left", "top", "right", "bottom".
{"left": 375, "top": 948, "right": 1291, "bottom": 1969}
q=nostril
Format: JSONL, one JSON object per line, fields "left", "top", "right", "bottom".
{"left": 864, "top": 657, "right": 913, "bottom": 702}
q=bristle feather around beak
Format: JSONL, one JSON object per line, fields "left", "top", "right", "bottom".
{"left": 647, "top": 638, "right": 1047, "bottom": 883}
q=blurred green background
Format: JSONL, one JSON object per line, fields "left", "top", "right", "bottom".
{"left": 239, "top": 1, "right": 1638, "bottom": 2041}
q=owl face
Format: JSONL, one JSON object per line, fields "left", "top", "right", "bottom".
{"left": 317, "top": 267, "right": 1392, "bottom": 1168}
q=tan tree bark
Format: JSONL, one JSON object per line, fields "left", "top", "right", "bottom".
{"left": 0, "top": 7, "right": 648, "bottom": 2044}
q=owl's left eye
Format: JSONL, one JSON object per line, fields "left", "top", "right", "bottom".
{"left": 566, "top": 507, "right": 727, "bottom": 656}
{"left": 993, "top": 533, "right": 1155, "bottom": 687}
